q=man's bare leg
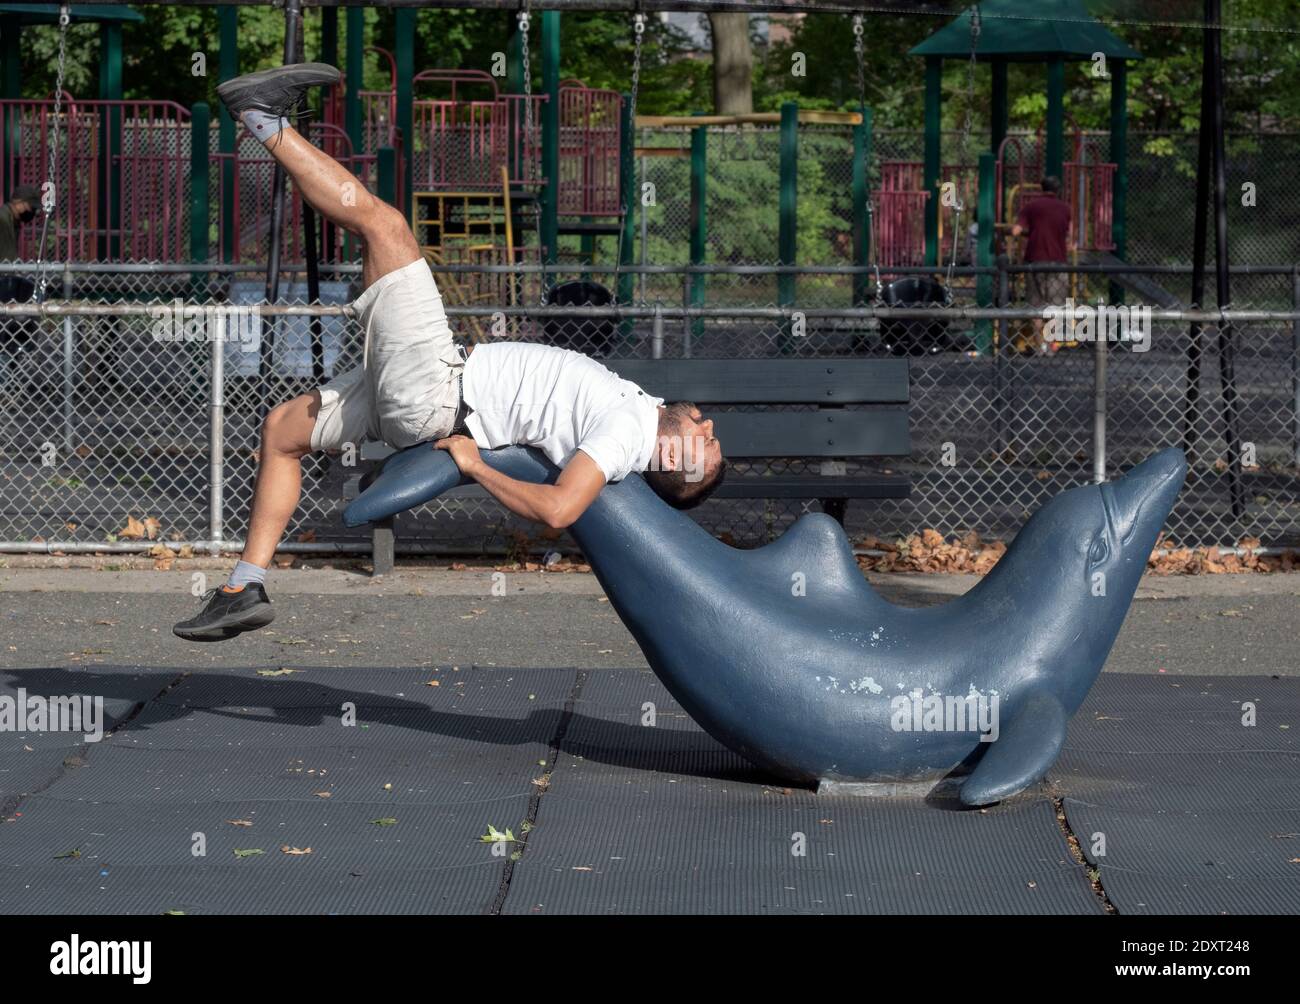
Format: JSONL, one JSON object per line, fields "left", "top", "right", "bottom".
{"left": 260, "top": 125, "right": 420, "bottom": 288}
{"left": 176, "top": 67, "right": 425, "bottom": 640}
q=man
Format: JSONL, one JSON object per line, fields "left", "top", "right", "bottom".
{"left": 1011, "top": 175, "right": 1072, "bottom": 355}
{"left": 174, "top": 64, "right": 726, "bottom": 643}
{"left": 0, "top": 182, "right": 41, "bottom": 264}
{"left": 0, "top": 184, "right": 41, "bottom": 376}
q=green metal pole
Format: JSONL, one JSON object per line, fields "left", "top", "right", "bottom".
{"left": 975, "top": 150, "right": 995, "bottom": 354}
{"left": 344, "top": 6, "right": 364, "bottom": 153}
{"left": 395, "top": 8, "right": 415, "bottom": 218}
{"left": 616, "top": 90, "right": 635, "bottom": 332}
{"left": 923, "top": 56, "right": 942, "bottom": 268}
{"left": 852, "top": 106, "right": 872, "bottom": 308}
{"left": 377, "top": 145, "right": 397, "bottom": 207}
{"left": 540, "top": 10, "right": 561, "bottom": 273}
{"left": 190, "top": 102, "right": 211, "bottom": 265}
{"left": 778, "top": 101, "right": 798, "bottom": 353}
{"left": 991, "top": 59, "right": 1008, "bottom": 156}
{"left": 218, "top": 5, "right": 238, "bottom": 262}
{"left": 1109, "top": 58, "right": 1128, "bottom": 304}
{"left": 1046, "top": 57, "right": 1065, "bottom": 180}
{"left": 99, "top": 22, "right": 123, "bottom": 260}
{"left": 1, "top": 17, "right": 20, "bottom": 197}
{"left": 689, "top": 112, "right": 707, "bottom": 339}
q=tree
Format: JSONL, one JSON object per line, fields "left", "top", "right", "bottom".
{"left": 709, "top": 13, "right": 753, "bottom": 115}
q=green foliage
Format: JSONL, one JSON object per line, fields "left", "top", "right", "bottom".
{"left": 9, "top": 5, "right": 1299, "bottom": 132}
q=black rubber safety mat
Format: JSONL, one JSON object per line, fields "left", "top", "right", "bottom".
{"left": 0, "top": 665, "right": 571, "bottom": 914}
{"left": 0, "top": 666, "right": 182, "bottom": 805}
{"left": 1056, "top": 673, "right": 1300, "bottom": 915}
{"left": 506, "top": 670, "right": 1100, "bottom": 915}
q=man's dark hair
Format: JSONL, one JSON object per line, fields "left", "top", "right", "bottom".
{"left": 1041, "top": 175, "right": 1061, "bottom": 194}
{"left": 643, "top": 401, "right": 727, "bottom": 510}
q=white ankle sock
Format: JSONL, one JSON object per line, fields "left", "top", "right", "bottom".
{"left": 226, "top": 559, "right": 267, "bottom": 590}
{"left": 241, "top": 108, "right": 290, "bottom": 144}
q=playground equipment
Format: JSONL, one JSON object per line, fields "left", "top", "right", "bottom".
{"left": 344, "top": 441, "right": 1186, "bottom": 805}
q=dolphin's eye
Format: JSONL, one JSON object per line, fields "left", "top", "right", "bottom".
{"left": 1088, "top": 536, "right": 1110, "bottom": 566}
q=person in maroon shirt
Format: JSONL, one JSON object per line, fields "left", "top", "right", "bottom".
{"left": 1012, "top": 175, "right": 1073, "bottom": 354}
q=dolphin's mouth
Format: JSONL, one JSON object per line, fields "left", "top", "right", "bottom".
{"left": 1103, "top": 448, "right": 1188, "bottom": 547}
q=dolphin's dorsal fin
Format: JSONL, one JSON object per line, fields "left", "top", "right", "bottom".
{"left": 750, "top": 513, "right": 892, "bottom": 608}
{"left": 959, "top": 688, "right": 1067, "bottom": 806}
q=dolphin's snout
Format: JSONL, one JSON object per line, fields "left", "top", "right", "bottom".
{"left": 1109, "top": 448, "right": 1187, "bottom": 542}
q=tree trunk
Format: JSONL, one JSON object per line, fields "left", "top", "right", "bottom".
{"left": 709, "top": 13, "right": 752, "bottom": 116}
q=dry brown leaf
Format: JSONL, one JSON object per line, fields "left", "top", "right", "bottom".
{"left": 280, "top": 846, "right": 313, "bottom": 855}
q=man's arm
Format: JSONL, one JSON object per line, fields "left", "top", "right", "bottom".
{"left": 435, "top": 435, "right": 606, "bottom": 529}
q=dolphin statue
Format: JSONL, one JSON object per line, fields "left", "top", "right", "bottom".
{"left": 345, "top": 445, "right": 1186, "bottom": 806}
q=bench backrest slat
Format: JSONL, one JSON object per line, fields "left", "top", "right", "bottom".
{"left": 607, "top": 358, "right": 909, "bottom": 405}
{"left": 713, "top": 409, "right": 909, "bottom": 458}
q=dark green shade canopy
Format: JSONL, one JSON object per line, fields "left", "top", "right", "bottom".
{"left": 0, "top": 4, "right": 143, "bottom": 25}
{"left": 909, "top": 0, "right": 1142, "bottom": 62}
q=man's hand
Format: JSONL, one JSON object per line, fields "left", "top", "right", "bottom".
{"left": 434, "top": 434, "right": 482, "bottom": 475}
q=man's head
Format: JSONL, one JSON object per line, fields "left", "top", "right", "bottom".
{"left": 7, "top": 184, "right": 41, "bottom": 223}
{"left": 1041, "top": 175, "right": 1061, "bottom": 195}
{"left": 644, "top": 401, "right": 726, "bottom": 510}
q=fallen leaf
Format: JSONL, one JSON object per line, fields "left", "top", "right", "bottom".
{"left": 257, "top": 668, "right": 300, "bottom": 677}
{"left": 371, "top": 818, "right": 398, "bottom": 827}
{"left": 233, "top": 848, "right": 264, "bottom": 858}
{"left": 280, "top": 846, "right": 313, "bottom": 855}
{"left": 225, "top": 819, "right": 253, "bottom": 827}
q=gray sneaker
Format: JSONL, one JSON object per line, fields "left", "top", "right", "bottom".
{"left": 216, "top": 62, "right": 341, "bottom": 121}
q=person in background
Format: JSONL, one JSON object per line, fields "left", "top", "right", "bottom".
{"left": 0, "top": 184, "right": 41, "bottom": 385}
{"left": 1011, "top": 175, "right": 1072, "bottom": 355}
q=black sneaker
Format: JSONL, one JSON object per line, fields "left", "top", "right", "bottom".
{"left": 216, "top": 62, "right": 341, "bottom": 121}
{"left": 173, "top": 584, "right": 276, "bottom": 643}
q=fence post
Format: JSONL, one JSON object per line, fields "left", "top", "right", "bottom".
{"left": 852, "top": 106, "right": 872, "bottom": 309}
{"left": 218, "top": 5, "right": 238, "bottom": 263}
{"left": 1293, "top": 268, "right": 1300, "bottom": 467}
{"left": 975, "top": 151, "right": 995, "bottom": 354}
{"left": 617, "top": 90, "right": 636, "bottom": 339}
{"left": 209, "top": 310, "right": 225, "bottom": 556}
{"left": 1, "top": 15, "right": 21, "bottom": 196}
{"left": 689, "top": 113, "right": 707, "bottom": 340}
{"left": 1045, "top": 58, "right": 1065, "bottom": 180}
{"left": 190, "top": 103, "right": 210, "bottom": 265}
{"left": 778, "top": 102, "right": 798, "bottom": 354}
{"left": 62, "top": 266, "right": 74, "bottom": 457}
{"left": 1093, "top": 333, "right": 1108, "bottom": 484}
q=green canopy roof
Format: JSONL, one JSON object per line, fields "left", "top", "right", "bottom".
{"left": 909, "top": 0, "right": 1141, "bottom": 62}
{"left": 0, "top": 4, "right": 143, "bottom": 25}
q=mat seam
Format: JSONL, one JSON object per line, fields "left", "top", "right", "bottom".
{"left": 487, "top": 668, "right": 586, "bottom": 916}
{"left": 1051, "top": 790, "right": 1118, "bottom": 915}
{"left": 0, "top": 670, "right": 190, "bottom": 823}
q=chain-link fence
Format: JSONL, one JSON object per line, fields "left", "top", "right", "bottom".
{"left": 1, "top": 261, "right": 1297, "bottom": 557}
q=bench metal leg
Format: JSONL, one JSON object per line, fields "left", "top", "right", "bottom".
{"left": 371, "top": 518, "right": 395, "bottom": 576}
{"left": 820, "top": 498, "right": 848, "bottom": 526}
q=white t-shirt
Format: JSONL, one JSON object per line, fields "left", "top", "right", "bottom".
{"left": 461, "top": 341, "right": 663, "bottom": 483}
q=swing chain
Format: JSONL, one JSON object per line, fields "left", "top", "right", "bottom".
{"left": 852, "top": 13, "right": 882, "bottom": 305}
{"left": 615, "top": 10, "right": 646, "bottom": 289}
{"left": 518, "top": 2, "right": 533, "bottom": 184}
{"left": 35, "top": 3, "right": 71, "bottom": 303}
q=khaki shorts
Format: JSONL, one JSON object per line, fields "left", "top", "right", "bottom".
{"left": 1027, "top": 269, "right": 1069, "bottom": 308}
{"left": 310, "top": 258, "right": 464, "bottom": 453}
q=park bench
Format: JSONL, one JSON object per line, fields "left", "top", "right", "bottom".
{"left": 344, "top": 356, "right": 911, "bottom": 573}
